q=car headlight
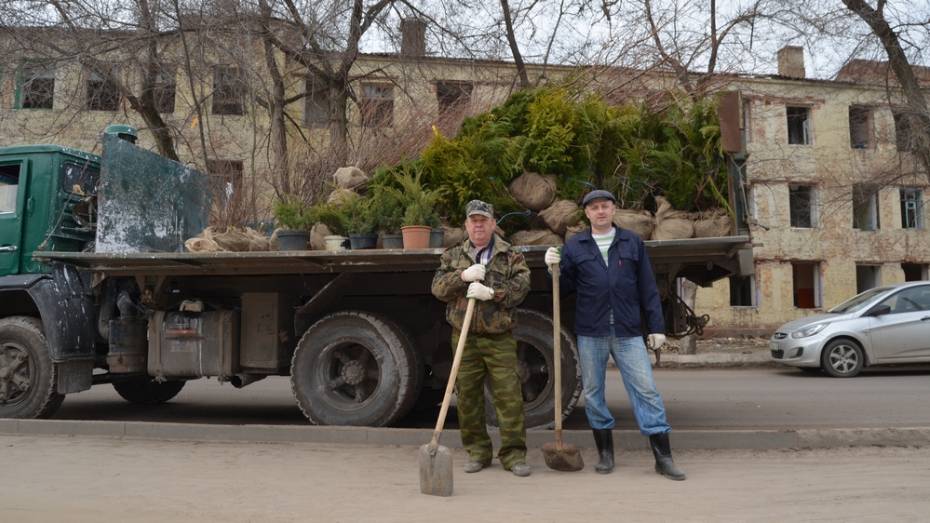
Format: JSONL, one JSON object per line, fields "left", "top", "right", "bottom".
{"left": 791, "top": 323, "right": 829, "bottom": 338}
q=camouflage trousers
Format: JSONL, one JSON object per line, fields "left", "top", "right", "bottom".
{"left": 451, "top": 330, "right": 527, "bottom": 469}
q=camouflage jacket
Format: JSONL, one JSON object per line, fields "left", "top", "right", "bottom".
{"left": 431, "top": 235, "right": 531, "bottom": 334}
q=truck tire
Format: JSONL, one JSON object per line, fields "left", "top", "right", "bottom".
{"left": 112, "top": 377, "right": 186, "bottom": 404}
{"left": 291, "top": 312, "right": 420, "bottom": 427}
{"left": 0, "top": 316, "right": 65, "bottom": 419}
{"left": 485, "top": 309, "right": 581, "bottom": 430}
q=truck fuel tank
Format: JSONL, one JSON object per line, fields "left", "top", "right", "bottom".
{"left": 148, "top": 310, "right": 239, "bottom": 379}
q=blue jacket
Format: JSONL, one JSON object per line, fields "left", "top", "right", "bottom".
{"left": 560, "top": 226, "right": 665, "bottom": 338}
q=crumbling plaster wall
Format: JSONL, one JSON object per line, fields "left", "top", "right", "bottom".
{"left": 696, "top": 78, "right": 930, "bottom": 335}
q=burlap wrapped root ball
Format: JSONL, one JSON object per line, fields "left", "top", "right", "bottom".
{"left": 510, "top": 229, "right": 563, "bottom": 246}
{"left": 509, "top": 172, "right": 557, "bottom": 211}
{"left": 652, "top": 196, "right": 695, "bottom": 240}
{"left": 693, "top": 209, "right": 732, "bottom": 237}
{"left": 184, "top": 227, "right": 221, "bottom": 252}
{"left": 539, "top": 200, "right": 581, "bottom": 236}
{"left": 442, "top": 226, "right": 465, "bottom": 247}
{"left": 564, "top": 223, "right": 587, "bottom": 242}
{"left": 332, "top": 166, "right": 369, "bottom": 190}
{"left": 327, "top": 188, "right": 359, "bottom": 206}
{"left": 613, "top": 209, "right": 655, "bottom": 240}
{"left": 309, "top": 223, "right": 332, "bottom": 250}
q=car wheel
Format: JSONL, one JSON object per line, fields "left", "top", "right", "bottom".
{"left": 820, "top": 338, "right": 864, "bottom": 378}
{"left": 0, "top": 316, "right": 64, "bottom": 418}
{"left": 290, "top": 312, "right": 419, "bottom": 427}
{"left": 484, "top": 309, "right": 581, "bottom": 429}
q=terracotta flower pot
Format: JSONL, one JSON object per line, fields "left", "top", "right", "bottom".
{"left": 401, "top": 225, "right": 431, "bottom": 249}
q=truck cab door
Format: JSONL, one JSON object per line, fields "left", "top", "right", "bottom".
{"left": 0, "top": 160, "right": 28, "bottom": 275}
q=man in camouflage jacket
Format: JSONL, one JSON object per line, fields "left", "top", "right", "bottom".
{"left": 431, "top": 200, "right": 532, "bottom": 477}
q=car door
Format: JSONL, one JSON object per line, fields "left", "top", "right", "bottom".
{"left": 866, "top": 285, "right": 930, "bottom": 362}
{"left": 0, "top": 159, "right": 28, "bottom": 275}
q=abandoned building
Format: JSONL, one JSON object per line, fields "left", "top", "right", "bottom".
{"left": 1, "top": 25, "right": 927, "bottom": 334}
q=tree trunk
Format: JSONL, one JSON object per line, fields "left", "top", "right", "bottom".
{"left": 330, "top": 85, "right": 349, "bottom": 166}
{"left": 499, "top": 0, "right": 530, "bottom": 89}
{"left": 263, "top": 37, "right": 290, "bottom": 195}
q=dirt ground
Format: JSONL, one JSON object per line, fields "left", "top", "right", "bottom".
{"left": 1, "top": 435, "right": 927, "bottom": 522}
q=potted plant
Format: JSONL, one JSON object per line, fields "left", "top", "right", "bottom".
{"left": 394, "top": 172, "right": 438, "bottom": 249}
{"left": 273, "top": 197, "right": 311, "bottom": 251}
{"left": 344, "top": 197, "right": 377, "bottom": 249}
{"left": 368, "top": 185, "right": 405, "bottom": 249}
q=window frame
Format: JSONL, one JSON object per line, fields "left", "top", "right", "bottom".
{"left": 211, "top": 65, "right": 245, "bottom": 116}
{"left": 848, "top": 105, "right": 873, "bottom": 149}
{"left": 788, "top": 184, "right": 817, "bottom": 228}
{"left": 852, "top": 184, "right": 881, "bottom": 231}
{"left": 786, "top": 106, "right": 812, "bottom": 145}
{"left": 360, "top": 82, "right": 394, "bottom": 128}
{"left": 791, "top": 261, "right": 822, "bottom": 309}
{"left": 900, "top": 187, "right": 924, "bottom": 230}
{"left": 17, "top": 61, "right": 56, "bottom": 110}
{"left": 85, "top": 67, "right": 121, "bottom": 112}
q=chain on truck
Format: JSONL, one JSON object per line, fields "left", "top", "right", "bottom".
{"left": 0, "top": 115, "right": 753, "bottom": 426}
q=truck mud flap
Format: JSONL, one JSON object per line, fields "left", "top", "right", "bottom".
{"left": 27, "top": 263, "right": 98, "bottom": 365}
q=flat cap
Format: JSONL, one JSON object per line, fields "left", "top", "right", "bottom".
{"left": 465, "top": 199, "right": 494, "bottom": 218}
{"left": 581, "top": 189, "right": 617, "bottom": 207}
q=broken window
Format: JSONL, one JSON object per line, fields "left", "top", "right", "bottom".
{"left": 145, "top": 64, "right": 177, "bottom": 114}
{"left": 856, "top": 264, "right": 881, "bottom": 294}
{"left": 305, "top": 77, "right": 331, "bottom": 128}
{"left": 902, "top": 263, "right": 928, "bottom": 282}
{"left": 893, "top": 111, "right": 914, "bottom": 152}
{"left": 848, "top": 106, "right": 872, "bottom": 149}
{"left": 853, "top": 184, "right": 880, "bottom": 231}
{"left": 786, "top": 106, "right": 810, "bottom": 145}
{"left": 86, "top": 68, "right": 120, "bottom": 111}
{"left": 792, "top": 262, "right": 821, "bottom": 309}
{"left": 18, "top": 62, "right": 55, "bottom": 109}
{"left": 206, "top": 160, "right": 243, "bottom": 202}
{"left": 212, "top": 66, "right": 244, "bottom": 115}
{"left": 360, "top": 83, "right": 393, "bottom": 127}
{"left": 789, "top": 184, "right": 816, "bottom": 228}
{"left": 900, "top": 188, "right": 924, "bottom": 229}
{"left": 729, "top": 274, "right": 756, "bottom": 307}
{"left": 436, "top": 81, "right": 473, "bottom": 115}
{"left": 0, "top": 164, "right": 20, "bottom": 214}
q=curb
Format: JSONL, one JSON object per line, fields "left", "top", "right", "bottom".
{"left": 657, "top": 352, "right": 774, "bottom": 368}
{"left": 2, "top": 419, "right": 927, "bottom": 450}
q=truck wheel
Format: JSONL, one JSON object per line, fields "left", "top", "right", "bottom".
{"left": 485, "top": 309, "right": 581, "bottom": 429}
{"left": 291, "top": 312, "right": 419, "bottom": 427}
{"left": 112, "top": 377, "right": 186, "bottom": 404}
{"left": 0, "top": 316, "right": 65, "bottom": 418}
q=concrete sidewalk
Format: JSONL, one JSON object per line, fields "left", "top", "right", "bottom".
{"left": 652, "top": 336, "right": 773, "bottom": 368}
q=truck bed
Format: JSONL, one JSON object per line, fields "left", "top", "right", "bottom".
{"left": 34, "top": 235, "right": 751, "bottom": 280}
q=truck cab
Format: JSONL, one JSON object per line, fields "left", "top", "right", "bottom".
{"left": 0, "top": 145, "right": 99, "bottom": 276}
{"left": 0, "top": 144, "right": 101, "bottom": 418}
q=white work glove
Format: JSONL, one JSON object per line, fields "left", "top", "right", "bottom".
{"left": 647, "top": 333, "right": 667, "bottom": 350}
{"left": 460, "top": 263, "right": 486, "bottom": 282}
{"left": 466, "top": 281, "right": 495, "bottom": 301}
{"left": 544, "top": 247, "right": 561, "bottom": 266}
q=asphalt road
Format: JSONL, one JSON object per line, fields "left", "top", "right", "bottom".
{"left": 53, "top": 367, "right": 930, "bottom": 430}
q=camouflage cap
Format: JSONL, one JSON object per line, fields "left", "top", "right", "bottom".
{"left": 465, "top": 199, "right": 494, "bottom": 218}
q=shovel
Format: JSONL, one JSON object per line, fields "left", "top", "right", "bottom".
{"left": 542, "top": 263, "right": 584, "bottom": 472}
{"left": 419, "top": 297, "right": 476, "bottom": 496}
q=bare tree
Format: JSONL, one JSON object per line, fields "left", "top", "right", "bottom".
{"left": 841, "top": 0, "right": 930, "bottom": 178}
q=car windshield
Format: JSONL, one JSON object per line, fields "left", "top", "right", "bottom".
{"left": 829, "top": 286, "right": 891, "bottom": 314}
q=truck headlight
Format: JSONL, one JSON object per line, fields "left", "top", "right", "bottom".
{"left": 791, "top": 323, "right": 828, "bottom": 338}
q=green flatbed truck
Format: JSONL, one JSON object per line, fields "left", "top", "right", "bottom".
{"left": 0, "top": 131, "right": 752, "bottom": 427}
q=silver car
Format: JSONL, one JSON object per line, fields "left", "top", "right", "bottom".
{"left": 770, "top": 281, "right": 930, "bottom": 377}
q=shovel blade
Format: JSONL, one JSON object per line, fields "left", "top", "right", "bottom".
{"left": 418, "top": 443, "right": 454, "bottom": 496}
{"left": 542, "top": 442, "right": 585, "bottom": 472}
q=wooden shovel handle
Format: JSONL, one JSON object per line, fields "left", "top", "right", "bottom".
{"left": 551, "top": 263, "right": 562, "bottom": 434}
{"left": 430, "top": 298, "right": 476, "bottom": 449}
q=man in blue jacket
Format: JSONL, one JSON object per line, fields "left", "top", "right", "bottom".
{"left": 545, "top": 190, "right": 685, "bottom": 480}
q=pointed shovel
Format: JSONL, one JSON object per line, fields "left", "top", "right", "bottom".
{"left": 419, "top": 297, "right": 476, "bottom": 496}
{"left": 542, "top": 263, "right": 584, "bottom": 472}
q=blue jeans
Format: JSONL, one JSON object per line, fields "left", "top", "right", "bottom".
{"left": 577, "top": 335, "right": 671, "bottom": 435}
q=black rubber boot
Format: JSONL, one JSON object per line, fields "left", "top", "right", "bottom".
{"left": 649, "top": 433, "right": 686, "bottom": 481}
{"left": 592, "top": 429, "right": 615, "bottom": 474}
